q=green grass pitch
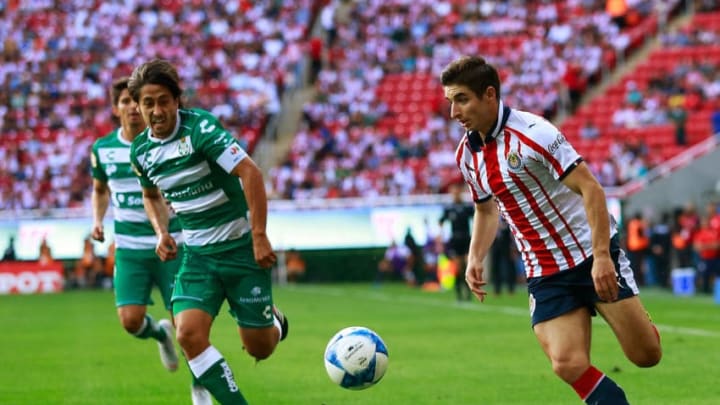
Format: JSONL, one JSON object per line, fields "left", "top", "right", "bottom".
{"left": 1, "top": 283, "right": 719, "bottom": 404}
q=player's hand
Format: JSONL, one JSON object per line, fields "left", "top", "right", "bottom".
{"left": 591, "top": 254, "right": 619, "bottom": 302}
{"left": 252, "top": 232, "right": 277, "bottom": 269}
{"left": 91, "top": 224, "right": 105, "bottom": 242}
{"left": 465, "top": 256, "right": 488, "bottom": 302}
{"left": 155, "top": 233, "right": 178, "bottom": 262}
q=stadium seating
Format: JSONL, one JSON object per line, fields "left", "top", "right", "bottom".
{"left": 270, "top": 0, "right": 683, "bottom": 199}
{"left": 560, "top": 11, "right": 720, "bottom": 175}
{"left": 0, "top": 1, "right": 316, "bottom": 210}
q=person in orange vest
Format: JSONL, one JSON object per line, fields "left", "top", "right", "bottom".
{"left": 606, "top": 0, "right": 629, "bottom": 29}
{"left": 626, "top": 213, "right": 650, "bottom": 285}
{"left": 693, "top": 216, "right": 720, "bottom": 294}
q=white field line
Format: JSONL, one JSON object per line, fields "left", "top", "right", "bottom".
{"left": 289, "top": 285, "right": 720, "bottom": 338}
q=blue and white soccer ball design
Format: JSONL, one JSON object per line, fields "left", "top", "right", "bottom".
{"left": 324, "top": 326, "right": 389, "bottom": 390}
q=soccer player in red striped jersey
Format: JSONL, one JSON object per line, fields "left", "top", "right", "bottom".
{"left": 441, "top": 56, "right": 662, "bottom": 405}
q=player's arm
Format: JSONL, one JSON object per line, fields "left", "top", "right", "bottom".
{"left": 231, "top": 157, "right": 277, "bottom": 269}
{"left": 466, "top": 198, "right": 499, "bottom": 302}
{"left": 562, "top": 161, "right": 616, "bottom": 302}
{"left": 142, "top": 185, "right": 177, "bottom": 261}
{"left": 91, "top": 179, "right": 110, "bottom": 242}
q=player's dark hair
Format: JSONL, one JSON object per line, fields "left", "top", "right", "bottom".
{"left": 440, "top": 56, "right": 501, "bottom": 99}
{"left": 128, "top": 59, "right": 183, "bottom": 104}
{"left": 109, "top": 76, "right": 130, "bottom": 107}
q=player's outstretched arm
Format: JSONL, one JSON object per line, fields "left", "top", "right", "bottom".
{"left": 91, "top": 179, "right": 110, "bottom": 242}
{"left": 466, "top": 199, "right": 499, "bottom": 302}
{"left": 231, "top": 157, "right": 277, "bottom": 269}
{"left": 142, "top": 186, "right": 176, "bottom": 261}
{"left": 562, "top": 162, "right": 617, "bottom": 302}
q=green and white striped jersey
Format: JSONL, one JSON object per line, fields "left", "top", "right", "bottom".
{"left": 91, "top": 128, "right": 182, "bottom": 255}
{"left": 129, "top": 108, "right": 252, "bottom": 255}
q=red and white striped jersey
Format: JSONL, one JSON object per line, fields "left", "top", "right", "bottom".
{"left": 455, "top": 101, "right": 618, "bottom": 279}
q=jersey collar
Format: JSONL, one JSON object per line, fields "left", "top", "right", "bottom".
{"left": 466, "top": 100, "right": 511, "bottom": 152}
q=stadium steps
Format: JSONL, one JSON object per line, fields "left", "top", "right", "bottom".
{"left": 254, "top": 87, "right": 317, "bottom": 174}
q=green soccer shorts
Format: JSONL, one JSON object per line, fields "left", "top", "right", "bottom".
{"left": 171, "top": 248, "right": 275, "bottom": 328}
{"left": 114, "top": 248, "right": 182, "bottom": 310}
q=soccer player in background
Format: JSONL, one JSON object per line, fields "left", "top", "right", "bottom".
{"left": 438, "top": 182, "right": 474, "bottom": 301}
{"left": 440, "top": 56, "right": 662, "bottom": 405}
{"left": 128, "top": 59, "right": 288, "bottom": 405}
{"left": 90, "top": 77, "right": 194, "bottom": 395}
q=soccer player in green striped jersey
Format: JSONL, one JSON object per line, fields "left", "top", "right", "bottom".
{"left": 90, "top": 78, "right": 182, "bottom": 376}
{"left": 128, "top": 59, "right": 288, "bottom": 405}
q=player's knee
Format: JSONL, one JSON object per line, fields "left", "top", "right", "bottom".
{"left": 246, "top": 343, "right": 274, "bottom": 361}
{"left": 175, "top": 325, "right": 207, "bottom": 354}
{"left": 630, "top": 344, "right": 662, "bottom": 368}
{"left": 119, "top": 314, "right": 144, "bottom": 334}
{"left": 551, "top": 356, "right": 588, "bottom": 383}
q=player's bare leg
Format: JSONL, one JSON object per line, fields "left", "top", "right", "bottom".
{"left": 596, "top": 296, "right": 662, "bottom": 367}
{"left": 534, "top": 307, "right": 629, "bottom": 404}
{"left": 177, "top": 309, "right": 247, "bottom": 405}
{"left": 239, "top": 306, "right": 288, "bottom": 361}
{"left": 118, "top": 304, "right": 178, "bottom": 371}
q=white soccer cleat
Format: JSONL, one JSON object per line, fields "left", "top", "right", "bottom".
{"left": 157, "top": 319, "right": 179, "bottom": 372}
{"left": 191, "top": 384, "right": 213, "bottom": 405}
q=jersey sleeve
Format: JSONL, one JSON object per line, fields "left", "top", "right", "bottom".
{"left": 529, "top": 123, "right": 581, "bottom": 181}
{"left": 194, "top": 113, "right": 248, "bottom": 173}
{"left": 129, "top": 141, "right": 155, "bottom": 188}
{"left": 90, "top": 142, "right": 107, "bottom": 182}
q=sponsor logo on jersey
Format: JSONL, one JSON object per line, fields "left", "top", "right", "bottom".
{"left": 177, "top": 136, "right": 191, "bottom": 156}
{"left": 547, "top": 133, "right": 566, "bottom": 155}
{"left": 507, "top": 151, "right": 523, "bottom": 172}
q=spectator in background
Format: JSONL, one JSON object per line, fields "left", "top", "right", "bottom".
{"left": 676, "top": 202, "right": 700, "bottom": 268}
{"left": 580, "top": 120, "right": 601, "bottom": 140}
{"left": 490, "top": 219, "right": 517, "bottom": 296}
{"left": 667, "top": 100, "right": 688, "bottom": 146}
{"left": 626, "top": 213, "right": 650, "bottom": 285}
{"left": 692, "top": 216, "right": 720, "bottom": 294}
{"left": 649, "top": 212, "right": 672, "bottom": 288}
{"left": 285, "top": 249, "right": 306, "bottom": 283}
{"left": 376, "top": 240, "right": 410, "bottom": 284}
{"left": 2, "top": 236, "right": 16, "bottom": 261}
{"left": 438, "top": 183, "right": 474, "bottom": 302}
{"left": 563, "top": 63, "right": 587, "bottom": 113}
{"left": 72, "top": 236, "right": 104, "bottom": 289}
{"left": 711, "top": 99, "right": 720, "bottom": 137}
{"left": 403, "top": 228, "right": 422, "bottom": 286}
{"left": 38, "top": 238, "right": 53, "bottom": 266}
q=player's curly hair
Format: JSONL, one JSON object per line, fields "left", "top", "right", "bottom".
{"left": 440, "top": 56, "right": 501, "bottom": 100}
{"left": 128, "top": 59, "right": 183, "bottom": 104}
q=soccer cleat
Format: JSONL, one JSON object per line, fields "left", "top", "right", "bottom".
{"left": 157, "top": 319, "right": 179, "bottom": 372}
{"left": 191, "top": 384, "right": 213, "bottom": 405}
{"left": 273, "top": 306, "right": 289, "bottom": 341}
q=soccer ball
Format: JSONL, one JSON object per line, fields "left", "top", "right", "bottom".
{"left": 323, "top": 326, "right": 389, "bottom": 390}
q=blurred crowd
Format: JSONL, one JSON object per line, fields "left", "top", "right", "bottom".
{"left": 0, "top": 0, "right": 316, "bottom": 211}
{"left": 267, "top": 0, "right": 684, "bottom": 200}
{"left": 1, "top": 0, "right": 717, "bottom": 210}
{"left": 625, "top": 200, "right": 720, "bottom": 293}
